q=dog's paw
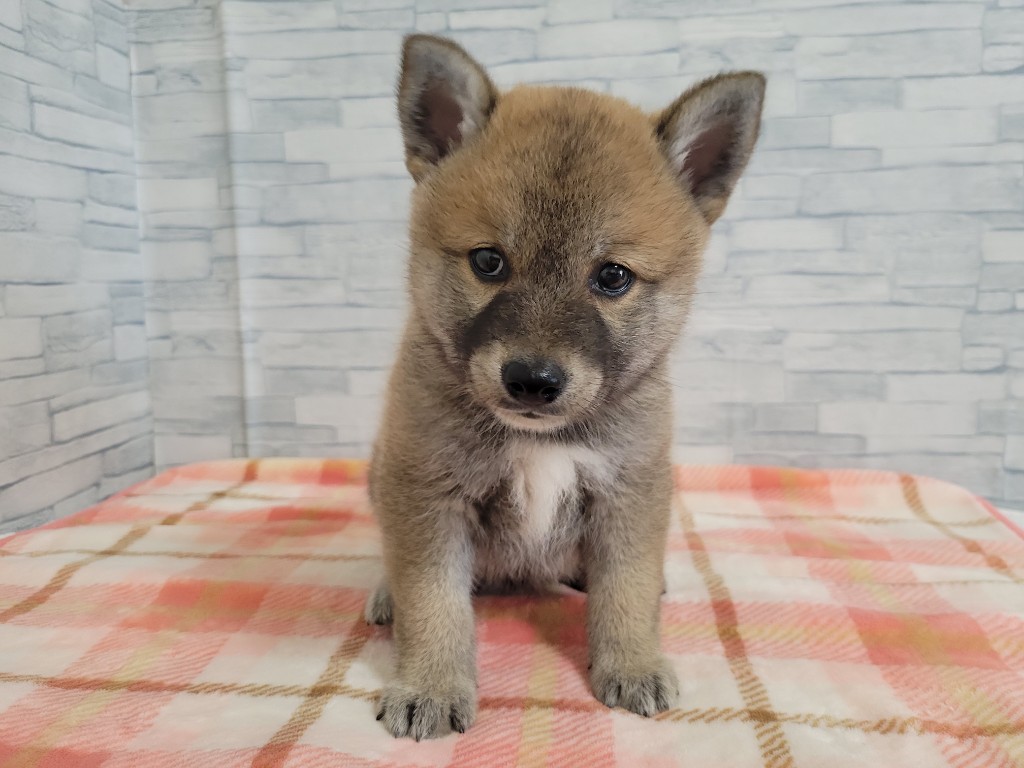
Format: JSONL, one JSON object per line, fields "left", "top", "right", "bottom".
{"left": 591, "top": 656, "right": 679, "bottom": 717}
{"left": 376, "top": 684, "right": 476, "bottom": 740}
{"left": 364, "top": 582, "right": 393, "bottom": 625}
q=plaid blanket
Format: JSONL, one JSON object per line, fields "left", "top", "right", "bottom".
{"left": 0, "top": 459, "right": 1022, "bottom": 767}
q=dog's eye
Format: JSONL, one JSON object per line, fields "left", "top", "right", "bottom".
{"left": 469, "top": 247, "right": 507, "bottom": 282}
{"left": 592, "top": 263, "right": 634, "bottom": 296}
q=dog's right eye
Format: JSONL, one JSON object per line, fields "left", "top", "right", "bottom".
{"left": 469, "top": 247, "right": 507, "bottom": 282}
{"left": 592, "top": 262, "right": 635, "bottom": 297}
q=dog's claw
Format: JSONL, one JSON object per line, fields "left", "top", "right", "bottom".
{"left": 450, "top": 710, "right": 467, "bottom": 734}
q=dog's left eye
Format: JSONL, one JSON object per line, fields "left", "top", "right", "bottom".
{"left": 592, "top": 263, "right": 634, "bottom": 296}
{"left": 469, "top": 247, "right": 507, "bottom": 281}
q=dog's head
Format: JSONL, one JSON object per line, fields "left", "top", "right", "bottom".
{"left": 397, "top": 35, "right": 764, "bottom": 433}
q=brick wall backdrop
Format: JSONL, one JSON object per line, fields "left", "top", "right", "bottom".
{"left": 2, "top": 0, "right": 1023, "bottom": 531}
{"left": 0, "top": 0, "right": 152, "bottom": 533}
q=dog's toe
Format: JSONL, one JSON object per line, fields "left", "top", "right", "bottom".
{"left": 364, "top": 582, "right": 394, "bottom": 625}
{"left": 591, "top": 656, "right": 679, "bottom": 717}
{"left": 377, "top": 685, "right": 476, "bottom": 740}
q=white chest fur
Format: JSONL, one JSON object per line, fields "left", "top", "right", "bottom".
{"left": 507, "top": 443, "right": 607, "bottom": 541}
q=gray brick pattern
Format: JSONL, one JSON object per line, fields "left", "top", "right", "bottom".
{"left": 132, "top": 0, "right": 248, "bottom": 471}
{"left": 0, "top": 0, "right": 152, "bottom": 533}
{"left": 2, "top": 0, "right": 1023, "bottom": 530}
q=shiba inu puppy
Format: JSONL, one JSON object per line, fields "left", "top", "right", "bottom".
{"left": 365, "top": 34, "right": 765, "bottom": 740}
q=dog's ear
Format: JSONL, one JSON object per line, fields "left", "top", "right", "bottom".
{"left": 655, "top": 72, "right": 766, "bottom": 224}
{"left": 397, "top": 35, "right": 498, "bottom": 182}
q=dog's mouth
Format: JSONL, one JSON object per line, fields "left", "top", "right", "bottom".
{"left": 492, "top": 405, "right": 568, "bottom": 432}
{"left": 499, "top": 402, "right": 546, "bottom": 417}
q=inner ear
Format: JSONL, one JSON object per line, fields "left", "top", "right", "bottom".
{"left": 680, "top": 121, "right": 735, "bottom": 190}
{"left": 419, "top": 82, "right": 465, "bottom": 160}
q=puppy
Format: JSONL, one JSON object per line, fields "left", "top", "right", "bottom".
{"left": 365, "top": 34, "right": 765, "bottom": 740}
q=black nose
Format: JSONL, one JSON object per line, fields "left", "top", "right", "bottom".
{"left": 502, "top": 360, "right": 565, "bottom": 406}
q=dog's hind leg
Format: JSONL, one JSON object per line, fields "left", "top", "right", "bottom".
{"left": 364, "top": 579, "right": 394, "bottom": 625}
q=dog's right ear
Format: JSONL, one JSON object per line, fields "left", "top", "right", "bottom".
{"left": 397, "top": 35, "right": 498, "bottom": 182}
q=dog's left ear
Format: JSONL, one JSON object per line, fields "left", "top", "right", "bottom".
{"left": 398, "top": 35, "right": 498, "bottom": 182}
{"left": 655, "top": 72, "right": 766, "bottom": 224}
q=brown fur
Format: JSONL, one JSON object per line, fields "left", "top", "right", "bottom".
{"left": 367, "top": 34, "right": 765, "bottom": 740}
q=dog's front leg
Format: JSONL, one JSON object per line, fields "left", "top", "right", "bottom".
{"left": 376, "top": 499, "right": 476, "bottom": 740}
{"left": 584, "top": 477, "right": 679, "bottom": 716}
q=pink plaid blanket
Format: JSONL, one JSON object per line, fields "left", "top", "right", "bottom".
{"left": 0, "top": 459, "right": 1022, "bottom": 767}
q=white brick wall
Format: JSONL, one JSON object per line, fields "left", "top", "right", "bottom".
{"left": 2, "top": 0, "right": 1023, "bottom": 529}
{"left": 0, "top": 0, "right": 154, "bottom": 533}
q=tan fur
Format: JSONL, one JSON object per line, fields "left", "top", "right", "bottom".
{"left": 367, "top": 34, "right": 765, "bottom": 740}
